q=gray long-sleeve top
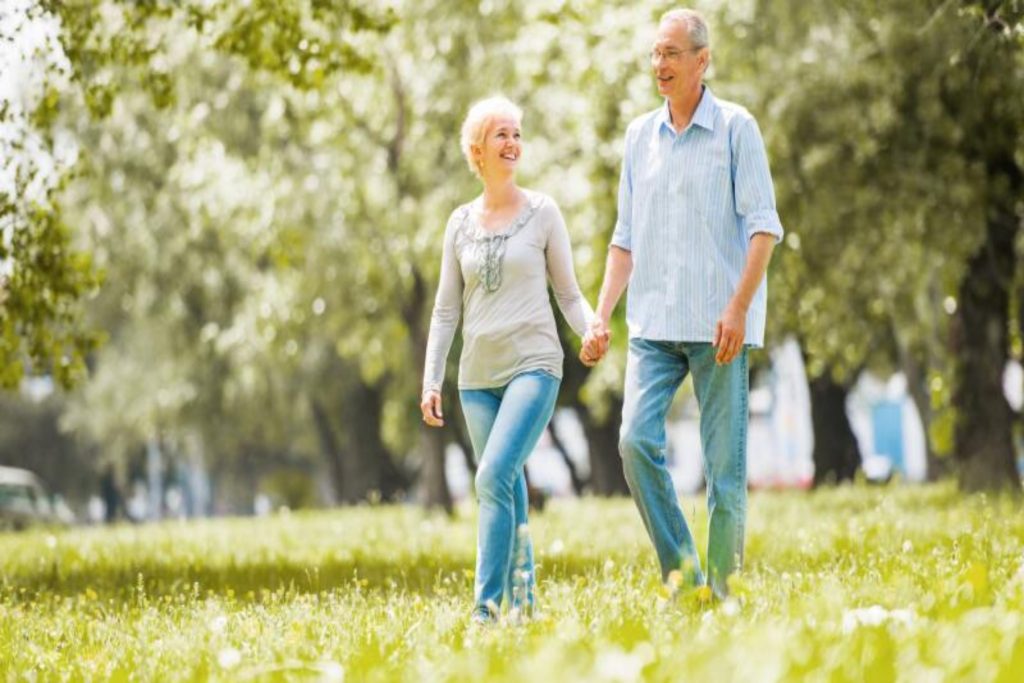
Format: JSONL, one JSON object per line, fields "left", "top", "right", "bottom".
{"left": 422, "top": 190, "right": 594, "bottom": 394}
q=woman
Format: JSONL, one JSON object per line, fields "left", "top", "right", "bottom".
{"left": 420, "top": 96, "right": 595, "bottom": 624}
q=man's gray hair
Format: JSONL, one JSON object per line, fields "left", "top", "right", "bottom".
{"left": 660, "top": 9, "right": 710, "bottom": 49}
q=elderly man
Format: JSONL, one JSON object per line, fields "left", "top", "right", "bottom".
{"left": 582, "top": 8, "right": 783, "bottom": 599}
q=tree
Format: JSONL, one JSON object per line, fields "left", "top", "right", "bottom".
{"left": 948, "top": 1, "right": 1024, "bottom": 491}
{"left": 47, "top": 0, "right": 404, "bottom": 505}
{"left": 0, "top": 1, "right": 100, "bottom": 389}
{"left": 512, "top": 0, "right": 667, "bottom": 495}
{"left": 41, "top": 0, "right": 1023, "bottom": 505}
{"left": 0, "top": 386, "right": 97, "bottom": 504}
{"left": 724, "top": 0, "right": 1024, "bottom": 491}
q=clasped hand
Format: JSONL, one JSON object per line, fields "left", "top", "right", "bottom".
{"left": 579, "top": 319, "right": 611, "bottom": 367}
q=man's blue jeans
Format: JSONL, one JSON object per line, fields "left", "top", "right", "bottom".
{"left": 620, "top": 338, "right": 748, "bottom": 598}
{"left": 460, "top": 370, "right": 560, "bottom": 619}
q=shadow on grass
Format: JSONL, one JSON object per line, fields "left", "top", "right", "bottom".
{"left": 1, "top": 555, "right": 615, "bottom": 602}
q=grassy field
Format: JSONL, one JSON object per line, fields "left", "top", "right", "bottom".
{"left": 1, "top": 483, "right": 1023, "bottom": 681}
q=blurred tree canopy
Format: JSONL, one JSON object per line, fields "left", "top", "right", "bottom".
{"left": 0, "top": 2, "right": 100, "bottom": 389}
{"left": 3, "top": 0, "right": 1023, "bottom": 501}
{"left": 727, "top": 0, "right": 1024, "bottom": 490}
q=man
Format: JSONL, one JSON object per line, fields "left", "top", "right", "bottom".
{"left": 581, "top": 8, "right": 783, "bottom": 599}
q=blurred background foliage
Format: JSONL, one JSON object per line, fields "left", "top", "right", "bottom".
{"left": 1, "top": 0, "right": 1022, "bottom": 513}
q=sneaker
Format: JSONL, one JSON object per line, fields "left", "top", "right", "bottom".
{"left": 470, "top": 612, "right": 493, "bottom": 627}
{"left": 470, "top": 602, "right": 498, "bottom": 627}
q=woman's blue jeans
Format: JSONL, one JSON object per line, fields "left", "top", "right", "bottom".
{"left": 460, "top": 370, "right": 560, "bottom": 619}
{"left": 620, "top": 338, "right": 748, "bottom": 599}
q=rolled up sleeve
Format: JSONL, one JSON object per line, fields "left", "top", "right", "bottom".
{"left": 734, "top": 117, "right": 784, "bottom": 243}
{"left": 610, "top": 124, "right": 636, "bottom": 251}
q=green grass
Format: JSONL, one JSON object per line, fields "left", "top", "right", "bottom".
{"left": 2, "top": 483, "right": 1023, "bottom": 681}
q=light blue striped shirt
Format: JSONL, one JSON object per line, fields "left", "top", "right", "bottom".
{"left": 612, "top": 86, "right": 783, "bottom": 347}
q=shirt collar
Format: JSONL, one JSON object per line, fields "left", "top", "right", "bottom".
{"left": 658, "top": 85, "right": 718, "bottom": 133}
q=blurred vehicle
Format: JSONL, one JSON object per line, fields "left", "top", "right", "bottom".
{"left": 0, "top": 466, "right": 73, "bottom": 531}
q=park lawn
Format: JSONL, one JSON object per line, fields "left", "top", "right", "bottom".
{"left": 1, "top": 483, "right": 1023, "bottom": 682}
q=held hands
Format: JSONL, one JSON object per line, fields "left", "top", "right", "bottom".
{"left": 579, "top": 318, "right": 611, "bottom": 367}
{"left": 713, "top": 302, "right": 746, "bottom": 365}
{"left": 420, "top": 390, "right": 444, "bottom": 427}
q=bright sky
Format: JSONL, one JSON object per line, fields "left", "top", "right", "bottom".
{"left": 0, "top": 0, "right": 76, "bottom": 208}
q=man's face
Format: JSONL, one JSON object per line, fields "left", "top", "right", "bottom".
{"left": 651, "top": 20, "right": 708, "bottom": 99}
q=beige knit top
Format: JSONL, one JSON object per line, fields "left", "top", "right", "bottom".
{"left": 422, "top": 190, "right": 594, "bottom": 393}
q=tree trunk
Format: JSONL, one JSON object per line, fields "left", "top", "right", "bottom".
{"left": 552, "top": 313, "right": 628, "bottom": 495}
{"left": 309, "top": 378, "right": 408, "bottom": 505}
{"left": 896, "top": 339, "right": 947, "bottom": 481}
{"left": 808, "top": 374, "right": 861, "bottom": 486}
{"left": 417, "top": 424, "right": 453, "bottom": 514}
{"left": 952, "top": 207, "right": 1020, "bottom": 493}
{"left": 578, "top": 400, "right": 630, "bottom": 496}
{"left": 405, "top": 267, "right": 455, "bottom": 510}
{"left": 448, "top": 387, "right": 478, "bottom": 475}
{"left": 547, "top": 420, "right": 586, "bottom": 495}
{"left": 944, "top": 24, "right": 1023, "bottom": 493}
{"left": 346, "top": 377, "right": 408, "bottom": 502}
{"left": 310, "top": 397, "right": 348, "bottom": 503}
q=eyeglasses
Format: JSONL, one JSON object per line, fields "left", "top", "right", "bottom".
{"left": 648, "top": 47, "right": 702, "bottom": 64}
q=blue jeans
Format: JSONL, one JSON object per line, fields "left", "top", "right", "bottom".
{"left": 460, "top": 370, "right": 560, "bottom": 619}
{"left": 620, "top": 339, "right": 748, "bottom": 598}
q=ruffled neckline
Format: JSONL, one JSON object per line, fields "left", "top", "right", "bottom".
{"left": 464, "top": 191, "right": 543, "bottom": 241}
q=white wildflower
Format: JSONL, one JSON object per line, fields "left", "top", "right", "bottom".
{"left": 209, "top": 615, "right": 228, "bottom": 634}
{"left": 217, "top": 647, "right": 241, "bottom": 670}
{"left": 317, "top": 661, "right": 344, "bottom": 682}
{"left": 842, "top": 606, "right": 915, "bottom": 634}
{"left": 595, "top": 643, "right": 654, "bottom": 682}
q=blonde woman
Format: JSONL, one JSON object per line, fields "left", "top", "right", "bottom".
{"left": 420, "top": 97, "right": 597, "bottom": 624}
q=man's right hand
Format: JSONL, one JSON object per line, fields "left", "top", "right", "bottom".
{"left": 580, "top": 319, "right": 611, "bottom": 367}
{"left": 420, "top": 390, "right": 444, "bottom": 427}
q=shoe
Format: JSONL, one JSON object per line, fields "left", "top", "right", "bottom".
{"left": 471, "top": 602, "right": 498, "bottom": 627}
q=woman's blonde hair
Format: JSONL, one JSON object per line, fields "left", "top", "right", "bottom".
{"left": 460, "top": 96, "right": 523, "bottom": 177}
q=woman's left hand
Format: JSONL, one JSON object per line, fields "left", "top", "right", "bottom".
{"left": 420, "top": 390, "right": 444, "bottom": 427}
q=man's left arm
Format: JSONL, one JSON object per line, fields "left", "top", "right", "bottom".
{"left": 714, "top": 234, "right": 776, "bottom": 364}
{"left": 714, "top": 117, "right": 784, "bottom": 365}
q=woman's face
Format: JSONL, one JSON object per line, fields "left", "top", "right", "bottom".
{"left": 474, "top": 115, "right": 522, "bottom": 178}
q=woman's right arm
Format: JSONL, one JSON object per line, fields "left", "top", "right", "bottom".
{"left": 420, "top": 213, "right": 462, "bottom": 426}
